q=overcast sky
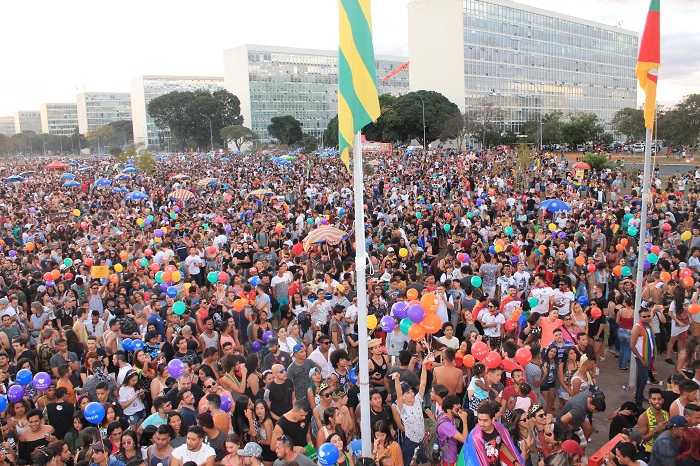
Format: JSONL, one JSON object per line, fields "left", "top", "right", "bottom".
{"left": 1, "top": 0, "right": 696, "bottom": 116}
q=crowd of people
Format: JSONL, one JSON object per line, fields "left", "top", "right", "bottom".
{"left": 0, "top": 147, "right": 697, "bottom": 466}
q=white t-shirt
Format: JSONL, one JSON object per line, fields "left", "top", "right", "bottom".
{"left": 399, "top": 393, "right": 425, "bottom": 442}
{"left": 551, "top": 289, "right": 575, "bottom": 316}
{"left": 481, "top": 312, "right": 505, "bottom": 337}
{"left": 117, "top": 364, "right": 133, "bottom": 386}
{"left": 438, "top": 336, "right": 460, "bottom": 350}
{"left": 171, "top": 443, "right": 216, "bottom": 466}
{"left": 529, "top": 286, "right": 553, "bottom": 315}
{"left": 118, "top": 385, "right": 145, "bottom": 415}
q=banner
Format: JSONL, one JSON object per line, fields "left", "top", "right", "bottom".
{"left": 91, "top": 266, "right": 109, "bottom": 279}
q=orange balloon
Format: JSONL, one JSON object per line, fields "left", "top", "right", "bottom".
{"left": 109, "top": 274, "right": 119, "bottom": 284}
{"left": 575, "top": 256, "right": 585, "bottom": 266}
{"left": 462, "top": 354, "right": 475, "bottom": 368}
{"left": 660, "top": 271, "right": 671, "bottom": 282}
{"left": 408, "top": 300, "right": 421, "bottom": 308}
{"left": 161, "top": 272, "right": 172, "bottom": 283}
{"left": 25, "top": 242, "right": 34, "bottom": 252}
{"left": 690, "top": 304, "right": 700, "bottom": 315}
{"left": 233, "top": 299, "right": 245, "bottom": 312}
{"left": 421, "top": 313, "right": 442, "bottom": 334}
{"left": 683, "top": 276, "right": 695, "bottom": 288}
{"left": 408, "top": 323, "right": 426, "bottom": 342}
{"left": 616, "top": 244, "right": 624, "bottom": 252}
{"left": 420, "top": 293, "right": 440, "bottom": 314}
{"left": 539, "top": 245, "right": 546, "bottom": 253}
{"left": 406, "top": 289, "right": 419, "bottom": 300}
{"left": 613, "top": 266, "right": 622, "bottom": 277}
{"left": 50, "top": 269, "right": 60, "bottom": 280}
{"left": 620, "top": 238, "right": 628, "bottom": 247}
{"left": 511, "top": 309, "right": 522, "bottom": 321}
{"left": 119, "top": 251, "right": 128, "bottom": 261}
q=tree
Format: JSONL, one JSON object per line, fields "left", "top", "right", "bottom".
{"left": 384, "top": 91, "right": 460, "bottom": 146}
{"left": 612, "top": 108, "right": 645, "bottom": 141}
{"left": 561, "top": 112, "right": 605, "bottom": 146}
{"left": 441, "top": 113, "right": 470, "bottom": 150}
{"left": 302, "top": 134, "right": 318, "bottom": 154}
{"left": 135, "top": 150, "right": 155, "bottom": 174}
{"left": 109, "top": 146, "right": 122, "bottom": 157}
{"left": 220, "top": 125, "right": 259, "bottom": 151}
{"left": 363, "top": 94, "right": 397, "bottom": 142}
{"left": 468, "top": 100, "right": 504, "bottom": 148}
{"left": 323, "top": 116, "right": 338, "bottom": 148}
{"left": 519, "top": 120, "right": 540, "bottom": 145}
{"left": 541, "top": 111, "right": 564, "bottom": 145}
{"left": 583, "top": 152, "right": 616, "bottom": 171}
{"left": 659, "top": 94, "right": 700, "bottom": 150}
{"left": 267, "top": 115, "right": 304, "bottom": 146}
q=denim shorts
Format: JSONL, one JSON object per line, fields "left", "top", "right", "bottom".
{"left": 126, "top": 409, "right": 147, "bottom": 425}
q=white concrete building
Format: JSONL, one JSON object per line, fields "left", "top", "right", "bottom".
{"left": 0, "top": 117, "right": 15, "bottom": 136}
{"left": 40, "top": 103, "right": 79, "bottom": 136}
{"left": 77, "top": 92, "right": 132, "bottom": 134}
{"left": 130, "top": 75, "right": 225, "bottom": 149}
{"left": 14, "top": 111, "right": 42, "bottom": 134}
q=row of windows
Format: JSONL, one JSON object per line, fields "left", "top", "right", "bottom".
{"left": 463, "top": 63, "right": 636, "bottom": 89}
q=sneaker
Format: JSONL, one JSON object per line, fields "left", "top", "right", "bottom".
{"left": 600, "top": 356, "right": 606, "bottom": 362}
{"left": 652, "top": 369, "right": 658, "bottom": 375}
{"left": 622, "top": 385, "right": 628, "bottom": 390}
{"left": 665, "top": 358, "right": 675, "bottom": 365}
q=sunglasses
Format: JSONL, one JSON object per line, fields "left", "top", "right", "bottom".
{"left": 205, "top": 383, "right": 217, "bottom": 389}
{"left": 276, "top": 369, "right": 286, "bottom": 374}
{"left": 321, "top": 341, "right": 331, "bottom": 345}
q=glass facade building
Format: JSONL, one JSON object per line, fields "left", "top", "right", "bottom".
{"left": 77, "top": 92, "right": 132, "bottom": 134}
{"left": 14, "top": 111, "right": 42, "bottom": 134}
{"left": 40, "top": 103, "right": 79, "bottom": 136}
{"left": 0, "top": 117, "right": 15, "bottom": 136}
{"left": 131, "top": 76, "right": 225, "bottom": 149}
{"left": 408, "top": 0, "right": 638, "bottom": 135}
{"left": 224, "top": 45, "right": 409, "bottom": 143}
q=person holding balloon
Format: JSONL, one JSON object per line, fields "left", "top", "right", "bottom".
{"left": 18, "top": 408, "right": 57, "bottom": 464}
{"left": 391, "top": 352, "right": 429, "bottom": 466}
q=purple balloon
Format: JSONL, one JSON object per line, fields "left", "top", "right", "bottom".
{"left": 251, "top": 341, "right": 263, "bottom": 352}
{"left": 511, "top": 256, "right": 519, "bottom": 264}
{"left": 160, "top": 284, "right": 168, "bottom": 292}
{"left": 7, "top": 385, "right": 24, "bottom": 402}
{"left": 154, "top": 229, "right": 164, "bottom": 238}
{"left": 8, "top": 250, "right": 16, "bottom": 257}
{"left": 380, "top": 315, "right": 395, "bottom": 332}
{"left": 643, "top": 259, "right": 651, "bottom": 270}
{"left": 225, "top": 225, "right": 232, "bottom": 233}
{"left": 476, "top": 199, "right": 482, "bottom": 206}
{"left": 558, "top": 231, "right": 567, "bottom": 239}
{"left": 462, "top": 253, "right": 471, "bottom": 263}
{"left": 167, "top": 359, "right": 185, "bottom": 378}
{"left": 345, "top": 201, "right": 352, "bottom": 207}
{"left": 262, "top": 331, "right": 274, "bottom": 344}
{"left": 173, "top": 205, "right": 180, "bottom": 213}
{"left": 392, "top": 301, "right": 408, "bottom": 319}
{"left": 29, "top": 207, "right": 36, "bottom": 213}
{"left": 645, "top": 242, "right": 653, "bottom": 252}
{"left": 551, "top": 232, "right": 557, "bottom": 239}
{"left": 407, "top": 304, "right": 425, "bottom": 324}
{"left": 220, "top": 393, "right": 232, "bottom": 412}
{"left": 32, "top": 372, "right": 51, "bottom": 391}
{"left": 246, "top": 210, "right": 252, "bottom": 215}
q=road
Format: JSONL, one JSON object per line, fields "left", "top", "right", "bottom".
{"left": 623, "top": 162, "right": 696, "bottom": 177}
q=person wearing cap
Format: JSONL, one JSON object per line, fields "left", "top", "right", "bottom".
{"left": 169, "top": 425, "right": 216, "bottom": 466}
{"left": 238, "top": 442, "right": 263, "bottom": 466}
{"left": 90, "top": 439, "right": 125, "bottom": 466}
{"left": 262, "top": 338, "right": 292, "bottom": 372}
{"left": 285, "top": 344, "right": 318, "bottom": 403}
{"left": 273, "top": 434, "right": 316, "bottom": 466}
{"left": 648, "top": 415, "right": 689, "bottom": 466}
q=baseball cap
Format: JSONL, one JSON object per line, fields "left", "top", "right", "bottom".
{"left": 309, "top": 367, "right": 320, "bottom": 377}
{"left": 90, "top": 442, "right": 106, "bottom": 452}
{"left": 293, "top": 344, "right": 305, "bottom": 354}
{"left": 561, "top": 440, "right": 585, "bottom": 456}
{"left": 672, "top": 373, "right": 686, "bottom": 384}
{"left": 623, "top": 428, "right": 643, "bottom": 446}
{"left": 667, "top": 416, "right": 689, "bottom": 428}
{"left": 238, "top": 442, "right": 263, "bottom": 458}
{"left": 0, "top": 298, "right": 8, "bottom": 305}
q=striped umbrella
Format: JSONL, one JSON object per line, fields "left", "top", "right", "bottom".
{"left": 302, "top": 226, "right": 348, "bottom": 252}
{"left": 169, "top": 189, "right": 196, "bottom": 202}
{"left": 250, "top": 188, "right": 273, "bottom": 199}
{"left": 197, "top": 178, "right": 218, "bottom": 187}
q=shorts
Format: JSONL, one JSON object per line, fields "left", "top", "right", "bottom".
{"left": 126, "top": 409, "right": 147, "bottom": 425}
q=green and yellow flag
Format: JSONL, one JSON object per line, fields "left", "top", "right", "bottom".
{"left": 635, "top": 0, "right": 660, "bottom": 131}
{"left": 338, "top": 0, "right": 380, "bottom": 171}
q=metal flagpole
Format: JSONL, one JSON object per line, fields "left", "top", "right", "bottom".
{"left": 629, "top": 126, "right": 653, "bottom": 388}
{"left": 352, "top": 131, "right": 372, "bottom": 456}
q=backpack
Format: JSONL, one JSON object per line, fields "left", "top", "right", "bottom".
{"left": 423, "top": 416, "right": 450, "bottom": 464}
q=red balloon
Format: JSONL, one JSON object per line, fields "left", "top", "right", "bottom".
{"left": 291, "top": 243, "right": 304, "bottom": 256}
{"left": 64, "top": 273, "right": 74, "bottom": 280}
{"left": 516, "top": 348, "right": 532, "bottom": 366}
{"left": 591, "top": 307, "right": 603, "bottom": 319}
{"left": 144, "top": 249, "right": 153, "bottom": 257}
{"left": 483, "top": 351, "right": 502, "bottom": 369}
{"left": 663, "top": 223, "right": 672, "bottom": 231}
{"left": 151, "top": 263, "right": 161, "bottom": 273}
{"left": 471, "top": 341, "right": 489, "bottom": 360}
{"left": 208, "top": 246, "right": 217, "bottom": 255}
{"left": 43, "top": 272, "right": 52, "bottom": 281}
{"left": 84, "top": 258, "right": 94, "bottom": 267}
{"left": 681, "top": 268, "right": 693, "bottom": 278}
{"left": 165, "top": 265, "right": 177, "bottom": 273}
{"left": 218, "top": 272, "right": 228, "bottom": 283}
{"left": 504, "top": 321, "right": 517, "bottom": 332}
{"left": 80, "top": 221, "right": 88, "bottom": 230}
{"left": 650, "top": 246, "right": 661, "bottom": 255}
{"left": 587, "top": 264, "right": 596, "bottom": 273}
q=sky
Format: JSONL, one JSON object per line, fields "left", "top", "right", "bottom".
{"left": 1, "top": 0, "right": 697, "bottom": 116}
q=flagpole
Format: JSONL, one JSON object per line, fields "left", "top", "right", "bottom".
{"left": 629, "top": 126, "right": 653, "bottom": 388}
{"left": 352, "top": 131, "right": 372, "bottom": 456}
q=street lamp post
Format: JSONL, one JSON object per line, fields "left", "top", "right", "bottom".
{"left": 204, "top": 116, "right": 214, "bottom": 152}
{"left": 416, "top": 93, "right": 426, "bottom": 149}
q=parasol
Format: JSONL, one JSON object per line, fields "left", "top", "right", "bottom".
{"left": 62, "top": 181, "right": 81, "bottom": 188}
{"left": 125, "top": 191, "right": 150, "bottom": 201}
{"left": 197, "top": 178, "right": 219, "bottom": 187}
{"left": 5, "top": 175, "right": 24, "bottom": 182}
{"left": 539, "top": 199, "right": 572, "bottom": 213}
{"left": 94, "top": 178, "right": 112, "bottom": 187}
{"left": 250, "top": 188, "right": 273, "bottom": 199}
{"left": 169, "top": 189, "right": 196, "bottom": 202}
{"left": 59, "top": 173, "right": 75, "bottom": 179}
{"left": 302, "top": 226, "right": 348, "bottom": 252}
{"left": 45, "top": 160, "right": 69, "bottom": 170}
{"left": 571, "top": 162, "right": 591, "bottom": 170}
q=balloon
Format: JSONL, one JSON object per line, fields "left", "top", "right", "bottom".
{"left": 132, "top": 340, "right": 144, "bottom": 351}
{"left": 84, "top": 257, "right": 94, "bottom": 267}
{"left": 43, "top": 272, "right": 52, "bottom": 281}
{"left": 262, "top": 330, "right": 274, "bottom": 343}
{"left": 367, "top": 314, "right": 378, "bottom": 330}
{"left": 32, "top": 371, "right": 51, "bottom": 391}
{"left": 15, "top": 369, "right": 32, "bottom": 386}
{"left": 444, "top": 224, "right": 451, "bottom": 232}
{"left": 392, "top": 301, "right": 408, "bottom": 319}
{"left": 420, "top": 293, "right": 439, "bottom": 314}
{"left": 380, "top": 316, "right": 395, "bottom": 332}
{"left": 621, "top": 238, "right": 629, "bottom": 247}
{"left": 408, "top": 323, "right": 427, "bottom": 342}
{"left": 171, "top": 271, "right": 182, "bottom": 282}
{"left": 166, "top": 286, "right": 178, "bottom": 298}
{"left": 122, "top": 338, "right": 133, "bottom": 351}
{"left": 348, "top": 369, "right": 358, "bottom": 384}
{"left": 494, "top": 244, "right": 503, "bottom": 253}
{"left": 526, "top": 297, "right": 537, "bottom": 308}
{"left": 399, "top": 317, "right": 413, "bottom": 335}
{"left": 416, "top": 212, "right": 422, "bottom": 219}
{"left": 456, "top": 253, "right": 466, "bottom": 263}
{"left": 548, "top": 223, "right": 557, "bottom": 232}
{"left": 217, "top": 272, "right": 228, "bottom": 283}
{"left": 138, "top": 257, "right": 148, "bottom": 268}
{"left": 251, "top": 341, "right": 263, "bottom": 352}
{"left": 628, "top": 226, "right": 638, "bottom": 236}
{"left": 167, "top": 359, "right": 185, "bottom": 378}
{"left": 587, "top": 264, "right": 596, "bottom": 272}
{"left": 682, "top": 231, "right": 692, "bottom": 241}
{"left": 24, "top": 242, "right": 34, "bottom": 252}
{"left": 207, "top": 272, "right": 218, "bottom": 284}
{"left": 144, "top": 248, "right": 153, "bottom": 257}
{"left": 275, "top": 225, "right": 283, "bottom": 234}
{"left": 51, "top": 270, "right": 60, "bottom": 280}
{"left": 114, "top": 264, "right": 124, "bottom": 273}
{"left": 683, "top": 276, "right": 695, "bottom": 288}
{"left": 577, "top": 296, "right": 589, "bottom": 307}
{"left": 155, "top": 271, "right": 164, "bottom": 284}
{"left": 220, "top": 393, "right": 232, "bottom": 413}
{"left": 690, "top": 304, "right": 700, "bottom": 315}
{"left": 462, "top": 354, "right": 476, "bottom": 368}
{"left": 650, "top": 245, "right": 661, "bottom": 255}
{"left": 251, "top": 276, "right": 261, "bottom": 287}
{"left": 318, "top": 443, "right": 340, "bottom": 466}
{"left": 648, "top": 253, "right": 659, "bottom": 264}
{"left": 406, "top": 288, "right": 419, "bottom": 300}
{"left": 7, "top": 385, "right": 23, "bottom": 403}
{"left": 660, "top": 271, "right": 671, "bottom": 282}
{"left": 73, "top": 209, "right": 81, "bottom": 217}
{"left": 663, "top": 223, "right": 672, "bottom": 231}
{"left": 471, "top": 341, "right": 489, "bottom": 360}
{"left": 643, "top": 260, "right": 651, "bottom": 270}
{"left": 504, "top": 321, "right": 517, "bottom": 332}
{"left": 511, "top": 256, "right": 519, "bottom": 264}
{"left": 421, "top": 314, "right": 442, "bottom": 334}
{"left": 399, "top": 248, "right": 408, "bottom": 258}
{"left": 484, "top": 351, "right": 502, "bottom": 369}
{"left": 613, "top": 266, "right": 622, "bottom": 277}
{"left": 471, "top": 276, "right": 482, "bottom": 288}
{"left": 591, "top": 307, "right": 603, "bottom": 319}
{"left": 681, "top": 268, "right": 693, "bottom": 278}
{"left": 173, "top": 301, "right": 186, "bottom": 315}
{"left": 233, "top": 299, "right": 245, "bottom": 312}
{"left": 516, "top": 348, "right": 533, "bottom": 366}
{"left": 621, "top": 266, "right": 631, "bottom": 277}
{"left": 84, "top": 401, "right": 106, "bottom": 424}
{"left": 0, "top": 395, "right": 7, "bottom": 413}
{"left": 8, "top": 250, "right": 15, "bottom": 257}
{"left": 505, "top": 226, "right": 514, "bottom": 235}
{"left": 292, "top": 243, "right": 304, "bottom": 256}
{"left": 575, "top": 256, "right": 585, "bottom": 266}
{"left": 166, "top": 265, "right": 177, "bottom": 273}
{"left": 407, "top": 304, "right": 425, "bottom": 324}
{"left": 208, "top": 246, "right": 217, "bottom": 255}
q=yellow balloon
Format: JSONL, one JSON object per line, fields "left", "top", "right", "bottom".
{"left": 154, "top": 237, "right": 162, "bottom": 243}
{"left": 73, "top": 209, "right": 81, "bottom": 217}
{"left": 367, "top": 314, "right": 378, "bottom": 330}
{"left": 682, "top": 231, "right": 692, "bottom": 241}
{"left": 399, "top": 247, "right": 408, "bottom": 258}
{"left": 114, "top": 264, "right": 124, "bottom": 273}
{"left": 495, "top": 244, "right": 504, "bottom": 253}
{"left": 548, "top": 223, "right": 557, "bottom": 232}
{"left": 183, "top": 282, "right": 191, "bottom": 289}
{"left": 136, "top": 218, "right": 144, "bottom": 225}
{"left": 171, "top": 271, "right": 182, "bottom": 282}
{"left": 161, "top": 227, "right": 167, "bottom": 234}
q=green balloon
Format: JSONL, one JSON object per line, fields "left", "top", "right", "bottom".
{"left": 471, "top": 275, "right": 483, "bottom": 288}
{"left": 444, "top": 224, "right": 451, "bottom": 232}
{"left": 307, "top": 218, "right": 314, "bottom": 224}
{"left": 139, "top": 258, "right": 148, "bottom": 267}
{"left": 64, "top": 258, "right": 73, "bottom": 267}
{"left": 505, "top": 226, "right": 514, "bottom": 235}
{"left": 416, "top": 212, "right": 422, "bottom": 219}
{"left": 534, "top": 226, "right": 540, "bottom": 233}
{"left": 467, "top": 212, "right": 473, "bottom": 219}
{"left": 207, "top": 271, "right": 218, "bottom": 283}
{"left": 627, "top": 226, "right": 638, "bottom": 236}
{"left": 648, "top": 253, "right": 658, "bottom": 264}
{"left": 202, "top": 224, "right": 209, "bottom": 231}
{"left": 147, "top": 215, "right": 154, "bottom": 223}
{"left": 528, "top": 297, "right": 538, "bottom": 308}
{"left": 173, "top": 301, "right": 186, "bottom": 315}
{"left": 621, "top": 266, "right": 631, "bottom": 276}
{"left": 170, "top": 212, "right": 177, "bottom": 219}
{"left": 399, "top": 317, "right": 412, "bottom": 335}
{"left": 155, "top": 271, "right": 164, "bottom": 283}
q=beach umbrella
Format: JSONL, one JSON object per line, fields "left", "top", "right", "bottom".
{"left": 59, "top": 173, "right": 75, "bottom": 179}
{"left": 94, "top": 178, "right": 111, "bottom": 187}
{"left": 169, "top": 189, "right": 196, "bottom": 202}
{"left": 123, "top": 167, "right": 137, "bottom": 173}
{"left": 302, "top": 226, "right": 348, "bottom": 252}
{"left": 277, "top": 160, "right": 291, "bottom": 166}
{"left": 539, "top": 199, "right": 572, "bottom": 213}
{"left": 197, "top": 178, "right": 219, "bottom": 187}
{"left": 5, "top": 175, "right": 24, "bottom": 182}
{"left": 125, "top": 191, "right": 149, "bottom": 201}
{"left": 78, "top": 164, "right": 90, "bottom": 170}
{"left": 171, "top": 174, "right": 190, "bottom": 181}
{"left": 117, "top": 174, "right": 130, "bottom": 180}
{"left": 367, "top": 159, "right": 380, "bottom": 166}
{"left": 63, "top": 181, "right": 81, "bottom": 188}
{"left": 221, "top": 157, "right": 230, "bottom": 162}
{"left": 250, "top": 188, "right": 273, "bottom": 199}
{"left": 572, "top": 162, "right": 591, "bottom": 170}
{"left": 19, "top": 171, "right": 35, "bottom": 177}
{"left": 45, "top": 160, "right": 69, "bottom": 170}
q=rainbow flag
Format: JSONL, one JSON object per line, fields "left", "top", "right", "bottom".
{"left": 338, "top": 0, "right": 381, "bottom": 171}
{"left": 635, "top": 0, "right": 660, "bottom": 131}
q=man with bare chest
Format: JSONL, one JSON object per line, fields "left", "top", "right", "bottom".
{"left": 433, "top": 348, "right": 464, "bottom": 396}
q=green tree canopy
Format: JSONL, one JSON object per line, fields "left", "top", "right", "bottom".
{"left": 323, "top": 116, "right": 338, "bottom": 148}
{"left": 612, "top": 108, "right": 645, "bottom": 141}
{"left": 363, "top": 94, "right": 397, "bottom": 142}
{"left": 561, "top": 112, "right": 605, "bottom": 146}
{"left": 267, "top": 115, "right": 304, "bottom": 146}
{"left": 220, "top": 125, "right": 259, "bottom": 151}
{"left": 384, "top": 90, "right": 460, "bottom": 146}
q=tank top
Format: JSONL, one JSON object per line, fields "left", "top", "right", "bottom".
{"left": 369, "top": 355, "right": 389, "bottom": 381}
{"left": 149, "top": 448, "right": 172, "bottom": 466}
{"left": 333, "top": 368, "right": 349, "bottom": 390}
{"left": 644, "top": 407, "right": 669, "bottom": 452}
{"left": 276, "top": 415, "right": 308, "bottom": 449}
{"left": 200, "top": 331, "right": 219, "bottom": 349}
{"left": 635, "top": 322, "right": 655, "bottom": 361}
{"left": 619, "top": 316, "right": 634, "bottom": 330}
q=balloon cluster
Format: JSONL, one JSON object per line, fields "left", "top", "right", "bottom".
{"left": 389, "top": 290, "right": 442, "bottom": 342}
{"left": 122, "top": 338, "right": 145, "bottom": 352}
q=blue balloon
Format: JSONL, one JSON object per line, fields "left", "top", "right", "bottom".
{"left": 122, "top": 338, "right": 133, "bottom": 351}
{"left": 84, "top": 401, "right": 106, "bottom": 424}
{"left": 350, "top": 439, "right": 363, "bottom": 457}
{"left": 251, "top": 276, "right": 261, "bottom": 287}
{"left": 0, "top": 395, "right": 7, "bottom": 413}
{"left": 488, "top": 245, "right": 496, "bottom": 254}
{"left": 166, "top": 286, "right": 178, "bottom": 298}
{"left": 15, "top": 369, "right": 32, "bottom": 386}
{"left": 339, "top": 208, "right": 346, "bottom": 215}
{"left": 577, "top": 296, "right": 589, "bottom": 307}
{"left": 131, "top": 339, "right": 144, "bottom": 350}
{"left": 348, "top": 369, "right": 358, "bottom": 384}
{"left": 318, "top": 443, "right": 340, "bottom": 466}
